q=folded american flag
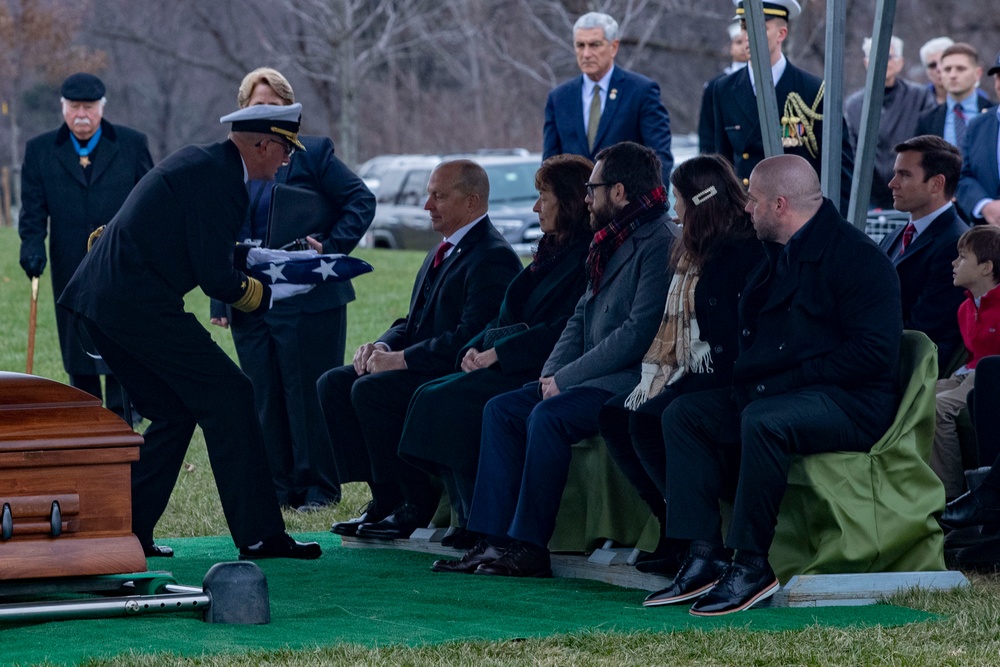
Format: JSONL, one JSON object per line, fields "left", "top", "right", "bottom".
{"left": 244, "top": 247, "right": 374, "bottom": 285}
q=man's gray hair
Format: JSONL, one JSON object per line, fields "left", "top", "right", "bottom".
{"left": 573, "top": 12, "right": 619, "bottom": 42}
{"left": 862, "top": 35, "right": 903, "bottom": 60}
{"left": 919, "top": 36, "right": 955, "bottom": 66}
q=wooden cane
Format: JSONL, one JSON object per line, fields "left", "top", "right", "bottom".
{"left": 26, "top": 276, "right": 39, "bottom": 374}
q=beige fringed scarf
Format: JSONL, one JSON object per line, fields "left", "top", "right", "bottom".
{"left": 624, "top": 255, "right": 713, "bottom": 409}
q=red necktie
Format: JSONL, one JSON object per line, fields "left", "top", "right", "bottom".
{"left": 899, "top": 223, "right": 916, "bottom": 255}
{"left": 433, "top": 241, "right": 453, "bottom": 268}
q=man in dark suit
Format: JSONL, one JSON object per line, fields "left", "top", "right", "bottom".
{"left": 956, "top": 53, "right": 1000, "bottom": 226}
{"left": 58, "top": 104, "right": 321, "bottom": 561}
{"left": 210, "top": 68, "right": 375, "bottom": 512}
{"left": 915, "top": 43, "right": 992, "bottom": 154}
{"left": 882, "top": 136, "right": 968, "bottom": 376}
{"left": 698, "top": 22, "right": 748, "bottom": 154}
{"left": 647, "top": 155, "right": 901, "bottom": 616}
{"left": 542, "top": 12, "right": 673, "bottom": 185}
{"left": 435, "top": 142, "right": 677, "bottom": 578}
{"left": 711, "top": 0, "right": 854, "bottom": 213}
{"left": 18, "top": 73, "right": 152, "bottom": 419}
{"left": 319, "top": 160, "right": 522, "bottom": 540}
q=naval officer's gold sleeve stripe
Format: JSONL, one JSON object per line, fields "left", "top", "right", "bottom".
{"left": 232, "top": 276, "right": 264, "bottom": 312}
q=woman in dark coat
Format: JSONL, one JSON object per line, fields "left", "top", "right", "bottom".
{"left": 598, "top": 154, "right": 764, "bottom": 576}
{"left": 397, "top": 154, "right": 594, "bottom": 545}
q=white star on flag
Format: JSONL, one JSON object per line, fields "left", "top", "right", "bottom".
{"left": 263, "top": 262, "right": 287, "bottom": 283}
{"left": 312, "top": 259, "right": 340, "bottom": 281}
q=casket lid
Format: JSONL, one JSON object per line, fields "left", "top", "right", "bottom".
{"left": 0, "top": 372, "right": 143, "bottom": 451}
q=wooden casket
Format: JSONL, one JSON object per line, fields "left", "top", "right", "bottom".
{"left": 0, "top": 372, "right": 146, "bottom": 580}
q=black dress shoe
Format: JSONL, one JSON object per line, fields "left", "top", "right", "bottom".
{"left": 331, "top": 501, "right": 385, "bottom": 537}
{"left": 635, "top": 537, "right": 689, "bottom": 577}
{"left": 689, "top": 559, "right": 779, "bottom": 616}
{"left": 941, "top": 489, "right": 1000, "bottom": 529}
{"left": 355, "top": 502, "right": 429, "bottom": 540}
{"left": 475, "top": 541, "right": 551, "bottom": 577}
{"left": 951, "top": 533, "right": 1000, "bottom": 573}
{"left": 643, "top": 550, "right": 729, "bottom": 607}
{"left": 441, "top": 527, "right": 479, "bottom": 550}
{"left": 239, "top": 533, "right": 322, "bottom": 560}
{"left": 143, "top": 543, "right": 174, "bottom": 558}
{"left": 432, "top": 540, "right": 505, "bottom": 574}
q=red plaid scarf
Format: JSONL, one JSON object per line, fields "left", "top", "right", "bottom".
{"left": 585, "top": 186, "right": 667, "bottom": 295}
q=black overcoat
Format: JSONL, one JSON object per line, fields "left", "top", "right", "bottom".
{"left": 397, "top": 239, "right": 589, "bottom": 474}
{"left": 19, "top": 119, "right": 152, "bottom": 373}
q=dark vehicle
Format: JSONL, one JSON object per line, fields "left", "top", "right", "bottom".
{"left": 363, "top": 152, "right": 542, "bottom": 252}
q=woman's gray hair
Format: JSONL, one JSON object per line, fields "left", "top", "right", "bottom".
{"left": 573, "top": 12, "right": 619, "bottom": 42}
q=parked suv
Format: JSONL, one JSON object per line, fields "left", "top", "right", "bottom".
{"left": 363, "top": 151, "right": 542, "bottom": 252}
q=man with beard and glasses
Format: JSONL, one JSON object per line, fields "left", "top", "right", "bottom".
{"left": 433, "top": 141, "right": 678, "bottom": 578}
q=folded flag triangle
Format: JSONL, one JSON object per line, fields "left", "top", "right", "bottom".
{"left": 246, "top": 249, "right": 374, "bottom": 285}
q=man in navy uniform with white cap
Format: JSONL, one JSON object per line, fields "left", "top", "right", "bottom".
{"left": 59, "top": 103, "right": 321, "bottom": 561}
{"left": 710, "top": 0, "right": 854, "bottom": 213}
{"left": 18, "top": 73, "right": 152, "bottom": 419}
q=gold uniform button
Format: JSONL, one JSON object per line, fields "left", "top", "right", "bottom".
{"left": 743, "top": 178, "right": 749, "bottom": 186}
{"left": 742, "top": 152, "right": 750, "bottom": 159}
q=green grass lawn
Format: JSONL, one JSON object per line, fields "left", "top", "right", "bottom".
{"left": 3, "top": 225, "right": 1000, "bottom": 665}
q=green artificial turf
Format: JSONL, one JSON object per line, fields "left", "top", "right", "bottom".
{"left": 0, "top": 532, "right": 936, "bottom": 667}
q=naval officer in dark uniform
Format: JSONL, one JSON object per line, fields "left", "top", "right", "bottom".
{"left": 711, "top": 0, "right": 854, "bottom": 213}
{"left": 58, "top": 104, "right": 321, "bottom": 561}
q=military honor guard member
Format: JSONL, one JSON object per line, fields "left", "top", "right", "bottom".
{"left": 58, "top": 104, "right": 321, "bottom": 561}
{"left": 711, "top": 0, "right": 854, "bottom": 213}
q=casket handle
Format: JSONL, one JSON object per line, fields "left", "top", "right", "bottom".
{"left": 50, "top": 501, "right": 62, "bottom": 537}
{"left": 1, "top": 503, "right": 11, "bottom": 540}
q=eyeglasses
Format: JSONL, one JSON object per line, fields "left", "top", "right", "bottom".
{"left": 256, "top": 138, "right": 295, "bottom": 158}
{"left": 585, "top": 182, "right": 611, "bottom": 197}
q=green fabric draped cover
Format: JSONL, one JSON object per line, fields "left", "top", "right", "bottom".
{"left": 770, "top": 329, "right": 946, "bottom": 581}
{"left": 550, "top": 330, "right": 947, "bottom": 583}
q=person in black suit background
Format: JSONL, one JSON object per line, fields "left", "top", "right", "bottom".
{"left": 542, "top": 12, "right": 673, "bottom": 185}
{"left": 58, "top": 104, "right": 321, "bottom": 561}
{"left": 956, "top": 53, "right": 1000, "bottom": 227}
{"left": 881, "top": 135, "right": 968, "bottom": 377}
{"left": 711, "top": 0, "right": 853, "bottom": 213}
{"left": 915, "top": 43, "right": 992, "bottom": 155}
{"left": 598, "top": 155, "right": 763, "bottom": 578}
{"left": 396, "top": 154, "right": 594, "bottom": 551}
{"left": 697, "top": 22, "right": 749, "bottom": 155}
{"left": 18, "top": 73, "right": 152, "bottom": 419}
{"left": 210, "top": 68, "right": 375, "bottom": 512}
{"left": 320, "top": 160, "right": 522, "bottom": 540}
{"left": 646, "top": 155, "right": 901, "bottom": 616}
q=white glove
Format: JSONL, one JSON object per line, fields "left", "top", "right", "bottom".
{"left": 246, "top": 246, "right": 318, "bottom": 268}
{"left": 269, "top": 282, "right": 314, "bottom": 306}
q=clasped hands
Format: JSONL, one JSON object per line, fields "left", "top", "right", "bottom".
{"left": 354, "top": 342, "right": 407, "bottom": 376}
{"left": 460, "top": 347, "right": 498, "bottom": 372}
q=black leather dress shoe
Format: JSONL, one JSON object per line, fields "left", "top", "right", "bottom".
{"left": 475, "top": 541, "right": 551, "bottom": 577}
{"left": 635, "top": 537, "right": 689, "bottom": 577}
{"left": 689, "top": 560, "right": 779, "bottom": 616}
{"left": 239, "top": 533, "right": 322, "bottom": 560}
{"left": 331, "top": 501, "right": 385, "bottom": 537}
{"left": 441, "top": 527, "right": 479, "bottom": 550}
{"left": 143, "top": 543, "right": 174, "bottom": 558}
{"left": 643, "top": 551, "right": 729, "bottom": 607}
{"left": 355, "top": 502, "right": 429, "bottom": 540}
{"left": 432, "top": 540, "right": 505, "bottom": 574}
{"left": 941, "top": 489, "right": 1000, "bottom": 529}
{"left": 950, "top": 533, "right": 1000, "bottom": 573}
